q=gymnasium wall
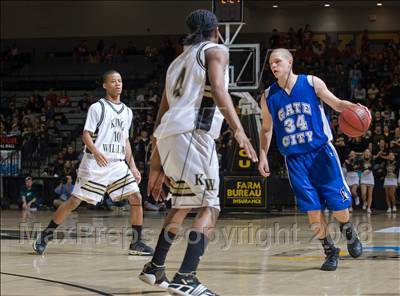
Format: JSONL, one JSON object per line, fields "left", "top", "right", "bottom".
{"left": 2, "top": 1, "right": 400, "bottom": 40}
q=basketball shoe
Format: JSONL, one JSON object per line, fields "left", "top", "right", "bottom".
{"left": 138, "top": 262, "right": 169, "bottom": 289}
{"left": 168, "top": 272, "right": 218, "bottom": 296}
{"left": 341, "top": 222, "right": 363, "bottom": 258}
{"left": 129, "top": 240, "right": 154, "bottom": 256}
{"left": 33, "top": 232, "right": 52, "bottom": 255}
{"left": 320, "top": 247, "right": 340, "bottom": 271}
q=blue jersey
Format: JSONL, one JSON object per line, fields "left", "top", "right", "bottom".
{"left": 266, "top": 74, "right": 332, "bottom": 156}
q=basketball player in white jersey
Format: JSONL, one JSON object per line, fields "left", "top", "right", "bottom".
{"left": 33, "top": 70, "right": 153, "bottom": 256}
{"left": 139, "top": 10, "right": 257, "bottom": 296}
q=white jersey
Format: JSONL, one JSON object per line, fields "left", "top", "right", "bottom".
{"left": 83, "top": 98, "right": 132, "bottom": 159}
{"left": 154, "top": 41, "right": 229, "bottom": 140}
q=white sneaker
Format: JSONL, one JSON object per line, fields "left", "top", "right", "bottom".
{"left": 355, "top": 197, "right": 360, "bottom": 206}
{"left": 367, "top": 208, "right": 372, "bottom": 214}
{"left": 393, "top": 206, "right": 397, "bottom": 213}
{"left": 362, "top": 203, "right": 367, "bottom": 210}
{"left": 386, "top": 208, "right": 392, "bottom": 213}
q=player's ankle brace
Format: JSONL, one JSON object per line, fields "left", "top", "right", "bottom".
{"left": 340, "top": 221, "right": 355, "bottom": 241}
{"left": 179, "top": 231, "right": 208, "bottom": 273}
{"left": 152, "top": 228, "right": 176, "bottom": 266}
{"left": 320, "top": 234, "right": 335, "bottom": 251}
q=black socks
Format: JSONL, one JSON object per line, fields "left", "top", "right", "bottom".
{"left": 132, "top": 225, "right": 142, "bottom": 243}
{"left": 152, "top": 228, "right": 177, "bottom": 266}
{"left": 42, "top": 220, "right": 59, "bottom": 240}
{"left": 179, "top": 231, "right": 208, "bottom": 274}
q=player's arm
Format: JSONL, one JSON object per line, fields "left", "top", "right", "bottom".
{"left": 125, "top": 138, "right": 141, "bottom": 184}
{"left": 313, "top": 76, "right": 360, "bottom": 112}
{"left": 82, "top": 130, "right": 108, "bottom": 167}
{"left": 148, "top": 88, "right": 170, "bottom": 200}
{"left": 149, "top": 88, "right": 169, "bottom": 171}
{"left": 258, "top": 93, "right": 273, "bottom": 177}
{"left": 205, "top": 47, "right": 257, "bottom": 162}
{"left": 82, "top": 104, "right": 108, "bottom": 166}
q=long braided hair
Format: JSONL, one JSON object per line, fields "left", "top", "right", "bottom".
{"left": 183, "top": 9, "right": 219, "bottom": 46}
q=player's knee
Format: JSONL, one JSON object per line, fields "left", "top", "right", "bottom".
{"left": 208, "top": 206, "right": 220, "bottom": 221}
{"left": 310, "top": 222, "right": 324, "bottom": 234}
{"left": 69, "top": 196, "right": 82, "bottom": 209}
{"left": 307, "top": 210, "right": 321, "bottom": 222}
{"left": 127, "top": 192, "right": 142, "bottom": 206}
{"left": 194, "top": 206, "right": 220, "bottom": 231}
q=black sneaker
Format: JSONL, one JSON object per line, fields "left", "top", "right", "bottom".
{"left": 320, "top": 247, "right": 340, "bottom": 271}
{"left": 138, "top": 262, "right": 169, "bottom": 289}
{"left": 128, "top": 240, "right": 154, "bottom": 256}
{"left": 347, "top": 236, "right": 363, "bottom": 258}
{"left": 33, "top": 232, "right": 52, "bottom": 255}
{"left": 341, "top": 223, "right": 363, "bottom": 258}
{"left": 168, "top": 272, "right": 218, "bottom": 296}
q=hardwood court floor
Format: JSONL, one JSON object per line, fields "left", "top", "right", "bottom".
{"left": 1, "top": 209, "right": 399, "bottom": 295}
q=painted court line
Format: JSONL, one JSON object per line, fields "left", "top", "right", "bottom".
{"left": 374, "top": 227, "right": 400, "bottom": 233}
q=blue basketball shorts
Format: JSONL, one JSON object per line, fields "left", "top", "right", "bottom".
{"left": 285, "top": 142, "right": 352, "bottom": 212}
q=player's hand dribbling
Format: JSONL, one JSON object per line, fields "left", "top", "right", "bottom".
{"left": 356, "top": 103, "right": 372, "bottom": 121}
{"left": 234, "top": 129, "right": 258, "bottom": 162}
{"left": 93, "top": 150, "right": 108, "bottom": 167}
{"left": 258, "top": 155, "right": 270, "bottom": 177}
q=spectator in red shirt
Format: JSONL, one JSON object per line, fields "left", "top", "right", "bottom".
{"left": 45, "top": 89, "right": 58, "bottom": 106}
{"left": 57, "top": 90, "right": 71, "bottom": 107}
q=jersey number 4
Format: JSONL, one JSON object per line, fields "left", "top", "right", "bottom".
{"left": 173, "top": 67, "right": 186, "bottom": 98}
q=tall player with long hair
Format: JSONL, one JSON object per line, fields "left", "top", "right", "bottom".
{"left": 33, "top": 70, "right": 153, "bottom": 256}
{"left": 139, "top": 9, "right": 257, "bottom": 296}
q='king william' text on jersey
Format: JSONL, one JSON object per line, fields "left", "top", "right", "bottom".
{"left": 83, "top": 98, "right": 132, "bottom": 159}
{"left": 266, "top": 75, "right": 332, "bottom": 156}
{"left": 154, "top": 41, "right": 229, "bottom": 140}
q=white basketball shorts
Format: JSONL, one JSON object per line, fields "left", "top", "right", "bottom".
{"left": 72, "top": 154, "right": 139, "bottom": 205}
{"left": 157, "top": 130, "right": 220, "bottom": 210}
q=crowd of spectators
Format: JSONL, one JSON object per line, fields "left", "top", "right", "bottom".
{"left": 2, "top": 27, "right": 399, "bottom": 211}
{"left": 0, "top": 89, "right": 84, "bottom": 184}
{"left": 71, "top": 38, "right": 178, "bottom": 66}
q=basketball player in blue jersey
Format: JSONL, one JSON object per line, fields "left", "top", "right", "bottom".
{"left": 33, "top": 70, "right": 153, "bottom": 256}
{"left": 259, "top": 48, "right": 369, "bottom": 271}
{"left": 139, "top": 9, "right": 257, "bottom": 295}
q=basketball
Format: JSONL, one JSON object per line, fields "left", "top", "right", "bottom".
{"left": 339, "top": 105, "right": 371, "bottom": 137}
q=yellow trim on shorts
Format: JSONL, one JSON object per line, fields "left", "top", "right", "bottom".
{"left": 112, "top": 190, "right": 139, "bottom": 201}
{"left": 170, "top": 180, "right": 195, "bottom": 196}
{"left": 170, "top": 187, "right": 195, "bottom": 195}
{"left": 82, "top": 183, "right": 105, "bottom": 195}
{"left": 107, "top": 176, "right": 136, "bottom": 193}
